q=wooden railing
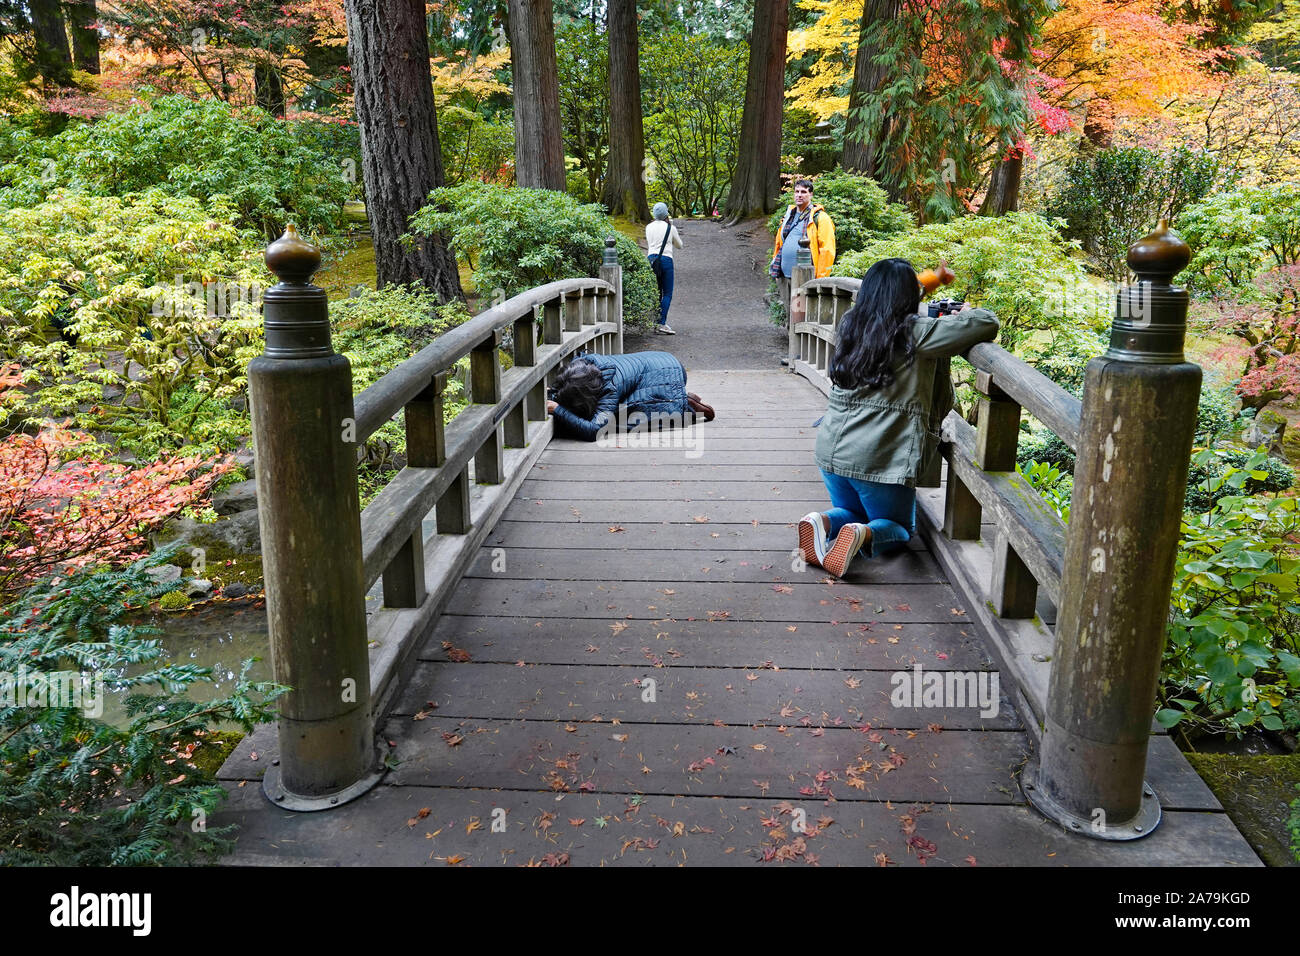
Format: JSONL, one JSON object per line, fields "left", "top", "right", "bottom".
{"left": 794, "top": 278, "right": 1078, "bottom": 620}
{"left": 790, "top": 221, "right": 1202, "bottom": 841}
{"left": 355, "top": 276, "right": 619, "bottom": 717}
{"left": 247, "top": 226, "right": 622, "bottom": 809}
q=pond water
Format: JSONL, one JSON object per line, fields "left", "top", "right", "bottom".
{"left": 102, "top": 602, "right": 271, "bottom": 728}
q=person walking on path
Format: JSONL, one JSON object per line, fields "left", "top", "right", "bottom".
{"left": 796, "top": 258, "right": 999, "bottom": 577}
{"left": 770, "top": 179, "right": 836, "bottom": 321}
{"left": 646, "top": 202, "right": 684, "bottom": 334}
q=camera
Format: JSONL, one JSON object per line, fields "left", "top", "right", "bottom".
{"left": 547, "top": 386, "right": 559, "bottom": 401}
{"left": 926, "top": 298, "right": 965, "bottom": 318}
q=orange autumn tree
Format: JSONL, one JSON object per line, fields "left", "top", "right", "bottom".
{"left": 1034, "top": 0, "right": 1220, "bottom": 145}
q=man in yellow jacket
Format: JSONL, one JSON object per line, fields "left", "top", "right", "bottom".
{"left": 771, "top": 179, "right": 836, "bottom": 280}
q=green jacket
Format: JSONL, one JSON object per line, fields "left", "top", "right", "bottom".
{"left": 814, "top": 308, "right": 1000, "bottom": 486}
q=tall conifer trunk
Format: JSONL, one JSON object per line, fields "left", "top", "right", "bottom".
{"left": 602, "top": 0, "right": 650, "bottom": 221}
{"left": 508, "top": 0, "right": 566, "bottom": 189}
{"left": 344, "top": 0, "right": 463, "bottom": 298}
{"left": 724, "top": 0, "right": 788, "bottom": 221}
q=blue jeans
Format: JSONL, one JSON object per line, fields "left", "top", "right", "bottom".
{"left": 819, "top": 469, "right": 915, "bottom": 558}
{"left": 648, "top": 254, "right": 674, "bottom": 324}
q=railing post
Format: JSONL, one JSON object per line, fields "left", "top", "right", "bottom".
{"left": 789, "top": 237, "right": 813, "bottom": 367}
{"left": 471, "top": 329, "right": 504, "bottom": 484}
{"left": 1027, "top": 220, "right": 1202, "bottom": 840}
{"left": 247, "top": 225, "right": 382, "bottom": 810}
{"left": 598, "top": 237, "right": 623, "bottom": 353}
{"left": 563, "top": 290, "right": 581, "bottom": 333}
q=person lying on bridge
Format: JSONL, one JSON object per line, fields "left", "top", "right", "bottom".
{"left": 545, "top": 351, "right": 715, "bottom": 442}
{"left": 798, "top": 257, "right": 999, "bottom": 578}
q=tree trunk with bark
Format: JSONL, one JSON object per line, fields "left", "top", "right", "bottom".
{"left": 980, "top": 152, "right": 1023, "bottom": 216}
{"left": 723, "top": 0, "right": 789, "bottom": 221}
{"left": 344, "top": 0, "right": 464, "bottom": 299}
{"left": 67, "top": 0, "right": 100, "bottom": 74}
{"left": 842, "top": 0, "right": 898, "bottom": 179}
{"left": 507, "top": 0, "right": 566, "bottom": 190}
{"left": 602, "top": 0, "right": 650, "bottom": 221}
{"left": 254, "top": 61, "right": 287, "bottom": 117}
{"left": 29, "top": 0, "right": 73, "bottom": 87}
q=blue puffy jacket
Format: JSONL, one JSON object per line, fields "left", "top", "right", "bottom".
{"left": 551, "top": 351, "right": 689, "bottom": 441}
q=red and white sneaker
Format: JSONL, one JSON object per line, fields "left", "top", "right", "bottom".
{"left": 822, "top": 523, "right": 871, "bottom": 578}
{"left": 797, "top": 512, "right": 830, "bottom": 569}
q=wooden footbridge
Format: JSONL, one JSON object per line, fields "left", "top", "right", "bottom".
{"left": 214, "top": 227, "right": 1259, "bottom": 866}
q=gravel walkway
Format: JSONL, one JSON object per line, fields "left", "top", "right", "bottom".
{"left": 622, "top": 218, "right": 786, "bottom": 370}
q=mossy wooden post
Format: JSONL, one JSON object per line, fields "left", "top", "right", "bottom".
{"left": 248, "top": 226, "right": 382, "bottom": 811}
{"left": 599, "top": 236, "right": 623, "bottom": 353}
{"left": 789, "top": 237, "right": 813, "bottom": 367}
{"left": 1027, "top": 221, "right": 1201, "bottom": 839}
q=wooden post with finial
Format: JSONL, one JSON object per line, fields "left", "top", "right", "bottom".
{"left": 1025, "top": 220, "right": 1202, "bottom": 840}
{"left": 248, "top": 225, "right": 384, "bottom": 811}
{"left": 789, "top": 237, "right": 814, "bottom": 367}
{"left": 599, "top": 236, "right": 623, "bottom": 353}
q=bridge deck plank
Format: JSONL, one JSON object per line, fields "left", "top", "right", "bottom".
{"left": 216, "top": 368, "right": 1256, "bottom": 865}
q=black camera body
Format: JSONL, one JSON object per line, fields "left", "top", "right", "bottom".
{"left": 926, "top": 298, "right": 965, "bottom": 318}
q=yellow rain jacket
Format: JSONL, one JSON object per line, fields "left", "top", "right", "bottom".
{"left": 773, "top": 203, "right": 836, "bottom": 278}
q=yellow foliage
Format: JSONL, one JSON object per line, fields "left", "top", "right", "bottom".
{"left": 431, "top": 48, "right": 510, "bottom": 107}
{"left": 785, "top": 0, "right": 861, "bottom": 120}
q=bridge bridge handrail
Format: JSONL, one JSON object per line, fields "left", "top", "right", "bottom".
{"left": 788, "top": 225, "right": 1203, "bottom": 841}
{"left": 246, "top": 228, "right": 623, "bottom": 809}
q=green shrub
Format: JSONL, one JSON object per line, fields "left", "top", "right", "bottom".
{"left": 410, "top": 181, "right": 660, "bottom": 330}
{"left": 1160, "top": 453, "right": 1300, "bottom": 739}
{"left": 768, "top": 170, "right": 912, "bottom": 257}
{"left": 1185, "top": 447, "right": 1296, "bottom": 512}
{"left": 1175, "top": 182, "right": 1300, "bottom": 297}
{"left": 641, "top": 31, "right": 746, "bottom": 216}
{"left": 331, "top": 285, "right": 474, "bottom": 471}
{"left": 0, "top": 188, "right": 266, "bottom": 458}
{"left": 1045, "top": 145, "right": 1218, "bottom": 280}
{"left": 1196, "top": 384, "right": 1243, "bottom": 445}
{"left": 834, "top": 213, "right": 1107, "bottom": 352}
{"left": 0, "top": 553, "right": 284, "bottom": 864}
{"left": 1017, "top": 460, "right": 1072, "bottom": 521}
{"left": 0, "top": 96, "right": 352, "bottom": 239}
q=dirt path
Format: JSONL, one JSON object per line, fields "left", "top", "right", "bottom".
{"left": 622, "top": 218, "right": 786, "bottom": 370}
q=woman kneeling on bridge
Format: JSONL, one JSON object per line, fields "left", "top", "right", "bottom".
{"left": 545, "top": 351, "right": 715, "bottom": 442}
{"left": 800, "top": 258, "right": 999, "bottom": 577}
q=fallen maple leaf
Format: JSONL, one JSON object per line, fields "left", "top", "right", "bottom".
{"left": 466, "top": 818, "right": 481, "bottom": 834}
{"left": 844, "top": 676, "right": 862, "bottom": 689}
{"left": 445, "top": 854, "right": 465, "bottom": 865}
{"left": 608, "top": 525, "right": 626, "bottom": 532}
{"left": 594, "top": 816, "right": 609, "bottom": 828}
{"left": 569, "top": 818, "right": 586, "bottom": 826}
{"left": 693, "top": 515, "right": 711, "bottom": 523}
{"left": 609, "top": 621, "right": 628, "bottom": 635}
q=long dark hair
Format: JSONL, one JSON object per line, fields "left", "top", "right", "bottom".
{"left": 553, "top": 358, "right": 606, "bottom": 419}
{"left": 828, "top": 258, "right": 921, "bottom": 391}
